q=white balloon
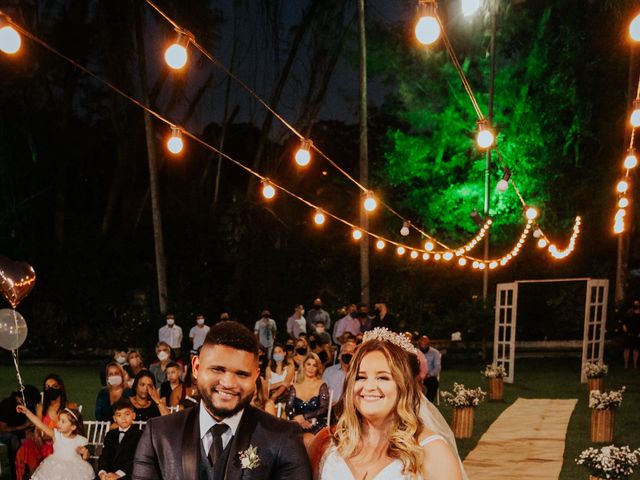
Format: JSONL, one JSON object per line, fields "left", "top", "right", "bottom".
{"left": 0, "top": 309, "right": 28, "bottom": 350}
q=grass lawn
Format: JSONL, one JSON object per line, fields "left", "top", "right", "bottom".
{"left": 1, "top": 356, "right": 638, "bottom": 479}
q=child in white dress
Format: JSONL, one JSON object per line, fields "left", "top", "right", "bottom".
{"left": 17, "top": 404, "right": 94, "bottom": 480}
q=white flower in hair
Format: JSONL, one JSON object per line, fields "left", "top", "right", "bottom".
{"left": 362, "top": 327, "right": 419, "bottom": 355}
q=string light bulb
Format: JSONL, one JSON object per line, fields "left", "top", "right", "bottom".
{"left": 458, "top": 257, "right": 467, "bottom": 266}
{"left": 619, "top": 197, "right": 629, "bottom": 208}
{"left": 424, "top": 240, "right": 434, "bottom": 251}
{"left": 294, "top": 139, "right": 312, "bottom": 167}
{"left": 410, "top": 250, "right": 419, "bottom": 259}
{"left": 537, "top": 238, "right": 547, "bottom": 248}
{"left": 376, "top": 239, "right": 386, "bottom": 250}
{"left": 261, "top": 180, "right": 276, "bottom": 200}
{"left": 476, "top": 120, "right": 495, "bottom": 149}
{"left": 631, "top": 100, "right": 640, "bottom": 127}
{"left": 400, "top": 221, "right": 410, "bottom": 236}
{"left": 164, "top": 32, "right": 189, "bottom": 70}
{"left": 496, "top": 169, "right": 511, "bottom": 192}
{"left": 313, "top": 210, "right": 326, "bottom": 225}
{"left": 352, "top": 229, "right": 363, "bottom": 240}
{"left": 422, "top": 253, "right": 430, "bottom": 261}
{"left": 443, "top": 251, "right": 453, "bottom": 261}
{"left": 0, "top": 21, "right": 21, "bottom": 55}
{"left": 525, "top": 207, "right": 538, "bottom": 220}
{"left": 617, "top": 180, "right": 629, "bottom": 193}
{"left": 415, "top": 0, "right": 441, "bottom": 45}
{"left": 363, "top": 191, "right": 377, "bottom": 212}
{"left": 166, "top": 127, "right": 184, "bottom": 154}
{"left": 396, "top": 246, "right": 406, "bottom": 256}
{"left": 461, "top": 0, "right": 481, "bottom": 17}
{"left": 631, "top": 13, "right": 640, "bottom": 41}
{"left": 624, "top": 150, "right": 638, "bottom": 169}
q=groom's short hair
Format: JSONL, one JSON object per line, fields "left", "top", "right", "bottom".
{"left": 204, "top": 320, "right": 259, "bottom": 356}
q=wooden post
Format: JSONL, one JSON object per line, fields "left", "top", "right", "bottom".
{"left": 591, "top": 409, "right": 615, "bottom": 443}
{"left": 587, "top": 377, "right": 605, "bottom": 393}
{"left": 452, "top": 407, "right": 475, "bottom": 439}
{"left": 487, "top": 377, "right": 504, "bottom": 401}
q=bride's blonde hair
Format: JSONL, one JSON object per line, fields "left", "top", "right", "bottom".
{"left": 334, "top": 339, "right": 424, "bottom": 478}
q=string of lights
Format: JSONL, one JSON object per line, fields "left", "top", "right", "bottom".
{"left": 0, "top": 8, "right": 577, "bottom": 269}
{"left": 613, "top": 16, "right": 640, "bottom": 234}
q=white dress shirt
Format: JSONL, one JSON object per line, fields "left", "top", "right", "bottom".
{"left": 199, "top": 401, "right": 244, "bottom": 454}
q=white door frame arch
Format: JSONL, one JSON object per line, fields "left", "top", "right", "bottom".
{"left": 493, "top": 278, "right": 608, "bottom": 384}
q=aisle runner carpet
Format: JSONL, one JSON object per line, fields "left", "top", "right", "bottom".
{"left": 462, "top": 398, "right": 577, "bottom": 480}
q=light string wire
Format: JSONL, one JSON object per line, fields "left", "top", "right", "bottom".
{"left": 144, "top": 0, "right": 494, "bottom": 253}
{"left": 2, "top": 14, "right": 537, "bottom": 266}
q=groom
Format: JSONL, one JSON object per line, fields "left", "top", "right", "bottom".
{"left": 132, "top": 321, "right": 312, "bottom": 480}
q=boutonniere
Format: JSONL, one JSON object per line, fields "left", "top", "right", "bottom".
{"left": 238, "top": 445, "right": 261, "bottom": 470}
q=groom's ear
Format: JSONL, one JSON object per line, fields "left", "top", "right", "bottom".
{"left": 192, "top": 354, "right": 200, "bottom": 380}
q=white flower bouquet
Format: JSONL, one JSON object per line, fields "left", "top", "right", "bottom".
{"left": 589, "top": 387, "right": 626, "bottom": 410}
{"left": 440, "top": 382, "right": 486, "bottom": 407}
{"left": 584, "top": 362, "right": 609, "bottom": 379}
{"left": 481, "top": 364, "right": 506, "bottom": 378}
{"left": 576, "top": 445, "right": 640, "bottom": 479}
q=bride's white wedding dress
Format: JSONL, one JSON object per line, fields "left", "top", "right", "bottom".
{"left": 320, "top": 434, "right": 445, "bottom": 480}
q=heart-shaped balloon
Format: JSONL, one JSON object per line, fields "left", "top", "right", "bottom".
{"left": 0, "top": 257, "right": 36, "bottom": 309}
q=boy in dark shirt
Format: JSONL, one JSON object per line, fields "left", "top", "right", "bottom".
{"left": 97, "top": 398, "right": 142, "bottom": 480}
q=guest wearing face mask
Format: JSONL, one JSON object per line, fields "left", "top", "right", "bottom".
{"left": 307, "top": 298, "right": 332, "bottom": 333}
{"left": 158, "top": 313, "right": 183, "bottom": 360}
{"left": 188, "top": 313, "right": 209, "bottom": 356}
{"left": 292, "top": 337, "right": 310, "bottom": 369}
{"left": 287, "top": 304, "right": 307, "bottom": 339}
{"left": 95, "top": 362, "right": 133, "bottom": 421}
{"left": 99, "top": 347, "right": 128, "bottom": 387}
{"left": 148, "top": 341, "right": 174, "bottom": 385}
{"left": 126, "top": 349, "right": 145, "bottom": 381}
{"left": 322, "top": 340, "right": 356, "bottom": 405}
{"left": 266, "top": 344, "right": 295, "bottom": 403}
{"left": 308, "top": 328, "right": 332, "bottom": 368}
{"left": 254, "top": 309, "right": 278, "bottom": 358}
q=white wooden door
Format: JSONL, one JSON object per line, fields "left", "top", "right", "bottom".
{"left": 581, "top": 279, "right": 609, "bottom": 383}
{"left": 494, "top": 283, "right": 518, "bottom": 384}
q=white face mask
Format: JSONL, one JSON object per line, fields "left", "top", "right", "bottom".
{"left": 115, "top": 355, "right": 126, "bottom": 364}
{"left": 316, "top": 327, "right": 325, "bottom": 334}
{"left": 197, "top": 318, "right": 205, "bottom": 325}
{"left": 157, "top": 351, "right": 169, "bottom": 362}
{"left": 167, "top": 319, "right": 175, "bottom": 326}
{"left": 107, "top": 375, "right": 123, "bottom": 386}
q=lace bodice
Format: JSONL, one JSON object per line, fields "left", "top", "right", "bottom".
{"left": 319, "top": 435, "right": 445, "bottom": 480}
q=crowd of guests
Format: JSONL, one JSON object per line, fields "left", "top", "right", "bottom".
{"left": 0, "top": 297, "right": 444, "bottom": 479}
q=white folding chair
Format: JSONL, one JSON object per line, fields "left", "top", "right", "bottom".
{"left": 83, "top": 421, "right": 111, "bottom": 462}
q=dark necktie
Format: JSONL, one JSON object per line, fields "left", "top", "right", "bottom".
{"left": 208, "top": 423, "right": 229, "bottom": 466}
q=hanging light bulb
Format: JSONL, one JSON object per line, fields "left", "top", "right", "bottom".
{"left": 400, "top": 220, "right": 410, "bottom": 237}
{"left": 166, "top": 127, "right": 184, "bottom": 154}
{"left": 376, "top": 239, "right": 386, "bottom": 250}
{"left": 424, "top": 240, "right": 434, "bottom": 251}
{"left": 415, "top": 0, "right": 441, "bottom": 45}
{"left": 422, "top": 253, "right": 430, "bottom": 261}
{"left": 631, "top": 14, "right": 640, "bottom": 42}
{"left": 410, "top": 250, "right": 419, "bottom": 259}
{"left": 396, "top": 246, "right": 406, "bottom": 256}
{"left": 261, "top": 180, "right": 276, "bottom": 199}
{"left": 476, "top": 120, "right": 495, "bottom": 149}
{"left": 537, "top": 238, "right": 547, "bottom": 248}
{"left": 461, "top": 0, "right": 481, "bottom": 17}
{"left": 434, "top": 253, "right": 442, "bottom": 261}
{"left": 617, "top": 180, "right": 629, "bottom": 194}
{"left": 525, "top": 207, "right": 538, "bottom": 220}
{"left": 352, "top": 229, "right": 363, "bottom": 240}
{"left": 631, "top": 100, "right": 640, "bottom": 127}
{"left": 458, "top": 257, "right": 467, "bottom": 266}
{"left": 533, "top": 229, "right": 542, "bottom": 239}
{"left": 443, "top": 251, "right": 453, "bottom": 261}
{"left": 624, "top": 150, "right": 638, "bottom": 169}
{"left": 363, "top": 191, "right": 377, "bottom": 212}
{"left": 165, "top": 32, "right": 189, "bottom": 70}
{"left": 0, "top": 19, "right": 21, "bottom": 55}
{"left": 294, "top": 139, "right": 312, "bottom": 167}
{"left": 619, "top": 197, "right": 629, "bottom": 208}
{"left": 313, "top": 210, "right": 326, "bottom": 225}
{"left": 496, "top": 169, "right": 511, "bottom": 192}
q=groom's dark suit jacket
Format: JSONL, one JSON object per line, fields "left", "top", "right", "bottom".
{"left": 131, "top": 405, "right": 312, "bottom": 480}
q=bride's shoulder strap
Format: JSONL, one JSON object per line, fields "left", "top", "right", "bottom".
{"left": 419, "top": 433, "right": 446, "bottom": 447}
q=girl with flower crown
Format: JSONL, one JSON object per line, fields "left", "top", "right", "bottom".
{"left": 16, "top": 404, "right": 94, "bottom": 480}
{"left": 318, "top": 328, "right": 464, "bottom": 480}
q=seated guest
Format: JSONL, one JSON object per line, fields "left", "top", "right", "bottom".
{"left": 95, "top": 362, "right": 132, "bottom": 422}
{"left": 308, "top": 329, "right": 333, "bottom": 367}
{"left": 97, "top": 398, "right": 143, "bottom": 480}
{"left": 292, "top": 337, "right": 310, "bottom": 369}
{"left": 266, "top": 344, "right": 294, "bottom": 403}
{"left": 251, "top": 377, "right": 277, "bottom": 416}
{"left": 128, "top": 371, "right": 169, "bottom": 421}
{"left": 168, "top": 363, "right": 198, "bottom": 410}
{"left": 100, "top": 347, "right": 128, "bottom": 386}
{"left": 148, "top": 341, "right": 173, "bottom": 385}
{"left": 0, "top": 385, "right": 40, "bottom": 480}
{"left": 286, "top": 352, "right": 329, "bottom": 446}
{"left": 126, "top": 349, "right": 145, "bottom": 379}
{"left": 159, "top": 361, "right": 182, "bottom": 406}
{"left": 322, "top": 339, "right": 356, "bottom": 406}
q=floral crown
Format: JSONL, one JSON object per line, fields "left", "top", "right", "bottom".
{"left": 362, "top": 327, "right": 419, "bottom": 356}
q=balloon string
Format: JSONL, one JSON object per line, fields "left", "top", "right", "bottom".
{"left": 11, "top": 309, "right": 26, "bottom": 406}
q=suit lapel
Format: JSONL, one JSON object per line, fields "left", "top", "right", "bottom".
{"left": 224, "top": 406, "right": 258, "bottom": 480}
{"left": 181, "top": 406, "right": 200, "bottom": 480}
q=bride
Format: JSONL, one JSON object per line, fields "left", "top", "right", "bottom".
{"left": 318, "top": 328, "right": 464, "bottom": 480}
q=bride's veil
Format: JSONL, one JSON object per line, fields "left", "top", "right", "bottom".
{"left": 419, "top": 394, "right": 469, "bottom": 480}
